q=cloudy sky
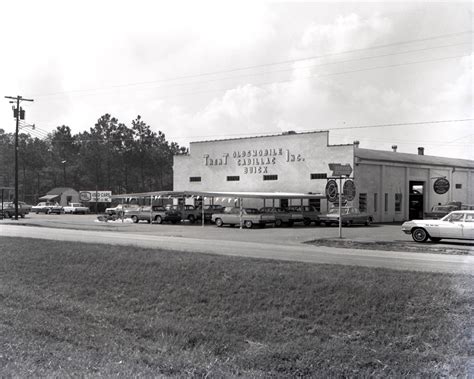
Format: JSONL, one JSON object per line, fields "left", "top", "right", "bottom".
{"left": 1, "top": 1, "right": 472, "bottom": 159}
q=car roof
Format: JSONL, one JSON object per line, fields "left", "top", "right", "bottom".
{"left": 450, "top": 210, "right": 474, "bottom": 214}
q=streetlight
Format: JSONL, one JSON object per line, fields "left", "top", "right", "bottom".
{"left": 61, "top": 160, "right": 67, "bottom": 186}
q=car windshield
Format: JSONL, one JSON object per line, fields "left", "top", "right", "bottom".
{"left": 432, "top": 206, "right": 451, "bottom": 212}
{"left": 328, "top": 208, "right": 350, "bottom": 215}
{"left": 245, "top": 208, "right": 260, "bottom": 214}
{"left": 442, "top": 212, "right": 464, "bottom": 222}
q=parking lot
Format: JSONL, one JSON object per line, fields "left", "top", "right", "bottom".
{"left": 2, "top": 212, "right": 473, "bottom": 253}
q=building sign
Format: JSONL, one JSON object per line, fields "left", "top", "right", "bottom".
{"left": 433, "top": 178, "right": 450, "bottom": 194}
{"left": 343, "top": 180, "right": 356, "bottom": 201}
{"left": 80, "top": 191, "right": 112, "bottom": 203}
{"left": 325, "top": 180, "right": 338, "bottom": 202}
{"left": 203, "top": 147, "right": 305, "bottom": 175}
{"left": 329, "top": 163, "right": 353, "bottom": 177}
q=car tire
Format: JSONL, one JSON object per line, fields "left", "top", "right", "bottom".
{"left": 215, "top": 218, "right": 223, "bottom": 227}
{"left": 131, "top": 216, "right": 139, "bottom": 223}
{"left": 155, "top": 215, "right": 163, "bottom": 224}
{"left": 188, "top": 215, "right": 195, "bottom": 223}
{"left": 275, "top": 219, "right": 282, "bottom": 227}
{"left": 412, "top": 228, "right": 429, "bottom": 243}
{"left": 430, "top": 237, "right": 442, "bottom": 242}
{"left": 4, "top": 211, "right": 10, "bottom": 218}
{"left": 244, "top": 220, "right": 253, "bottom": 229}
{"left": 365, "top": 217, "right": 372, "bottom": 226}
{"left": 303, "top": 219, "right": 311, "bottom": 226}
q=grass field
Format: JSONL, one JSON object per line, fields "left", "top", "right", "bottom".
{"left": 0, "top": 236, "right": 472, "bottom": 377}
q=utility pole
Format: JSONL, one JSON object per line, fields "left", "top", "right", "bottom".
{"left": 4, "top": 95, "right": 34, "bottom": 220}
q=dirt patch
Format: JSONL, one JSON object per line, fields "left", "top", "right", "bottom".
{"left": 306, "top": 238, "right": 473, "bottom": 255}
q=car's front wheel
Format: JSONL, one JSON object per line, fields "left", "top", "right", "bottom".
{"left": 131, "top": 216, "right": 139, "bottom": 223}
{"left": 155, "top": 215, "right": 163, "bottom": 224}
{"left": 412, "top": 227, "right": 429, "bottom": 243}
{"left": 215, "top": 218, "right": 223, "bottom": 227}
{"left": 365, "top": 217, "right": 372, "bottom": 226}
{"left": 188, "top": 215, "right": 195, "bottom": 223}
{"left": 244, "top": 220, "right": 253, "bottom": 229}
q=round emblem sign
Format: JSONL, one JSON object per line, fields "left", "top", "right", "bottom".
{"left": 433, "top": 178, "right": 450, "bottom": 194}
{"left": 325, "top": 180, "right": 338, "bottom": 202}
{"left": 80, "top": 192, "right": 92, "bottom": 201}
{"left": 343, "top": 180, "right": 356, "bottom": 201}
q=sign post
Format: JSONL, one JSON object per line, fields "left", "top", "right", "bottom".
{"left": 328, "top": 163, "right": 354, "bottom": 238}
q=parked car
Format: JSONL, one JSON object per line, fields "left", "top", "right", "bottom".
{"left": 286, "top": 205, "right": 321, "bottom": 226}
{"left": 63, "top": 202, "right": 90, "bottom": 214}
{"left": 424, "top": 204, "right": 460, "bottom": 219}
{"left": 105, "top": 204, "right": 139, "bottom": 217}
{"left": 196, "top": 204, "right": 226, "bottom": 222}
{"left": 1, "top": 202, "right": 28, "bottom": 218}
{"left": 402, "top": 210, "right": 474, "bottom": 242}
{"left": 167, "top": 204, "right": 203, "bottom": 223}
{"left": 31, "top": 202, "right": 64, "bottom": 214}
{"left": 319, "top": 206, "right": 373, "bottom": 226}
{"left": 259, "top": 207, "right": 304, "bottom": 227}
{"left": 126, "top": 205, "right": 182, "bottom": 224}
{"left": 17, "top": 201, "right": 32, "bottom": 213}
{"left": 212, "top": 207, "right": 276, "bottom": 229}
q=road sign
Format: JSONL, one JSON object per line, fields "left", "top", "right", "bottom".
{"left": 325, "top": 180, "right": 338, "bottom": 202}
{"left": 343, "top": 180, "right": 356, "bottom": 201}
{"left": 329, "top": 163, "right": 352, "bottom": 177}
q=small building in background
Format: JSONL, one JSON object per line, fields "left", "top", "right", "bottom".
{"left": 39, "top": 187, "right": 80, "bottom": 206}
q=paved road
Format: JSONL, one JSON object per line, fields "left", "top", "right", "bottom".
{"left": 1, "top": 224, "right": 473, "bottom": 275}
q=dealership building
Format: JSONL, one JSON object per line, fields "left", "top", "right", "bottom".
{"left": 173, "top": 131, "right": 474, "bottom": 222}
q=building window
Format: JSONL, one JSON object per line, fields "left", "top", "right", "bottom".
{"left": 384, "top": 193, "right": 388, "bottom": 212}
{"left": 374, "top": 193, "right": 378, "bottom": 213}
{"left": 189, "top": 176, "right": 201, "bottom": 182}
{"left": 309, "top": 198, "right": 321, "bottom": 212}
{"left": 395, "top": 193, "right": 402, "bottom": 212}
{"left": 359, "top": 193, "right": 367, "bottom": 212}
{"left": 310, "top": 173, "right": 327, "bottom": 180}
{"left": 263, "top": 175, "right": 278, "bottom": 181}
{"left": 280, "top": 199, "right": 289, "bottom": 208}
{"left": 455, "top": 183, "right": 462, "bottom": 189}
{"left": 227, "top": 176, "right": 240, "bottom": 181}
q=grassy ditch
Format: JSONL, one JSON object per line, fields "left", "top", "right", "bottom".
{"left": 0, "top": 237, "right": 472, "bottom": 377}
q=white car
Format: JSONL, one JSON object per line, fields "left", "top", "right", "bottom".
{"left": 402, "top": 210, "right": 474, "bottom": 242}
{"left": 63, "top": 203, "right": 90, "bottom": 214}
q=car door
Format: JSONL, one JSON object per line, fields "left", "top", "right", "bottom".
{"left": 439, "top": 213, "right": 464, "bottom": 239}
{"left": 462, "top": 213, "right": 474, "bottom": 240}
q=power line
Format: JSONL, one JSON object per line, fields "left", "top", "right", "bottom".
{"left": 31, "top": 52, "right": 471, "bottom": 108}
{"left": 33, "top": 118, "right": 473, "bottom": 143}
{"left": 33, "top": 41, "right": 471, "bottom": 100}
{"left": 33, "top": 30, "right": 473, "bottom": 98}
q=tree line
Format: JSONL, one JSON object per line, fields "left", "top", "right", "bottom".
{"left": 0, "top": 114, "right": 187, "bottom": 204}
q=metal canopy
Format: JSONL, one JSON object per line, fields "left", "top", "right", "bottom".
{"left": 111, "top": 190, "right": 325, "bottom": 200}
{"left": 38, "top": 194, "right": 60, "bottom": 200}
